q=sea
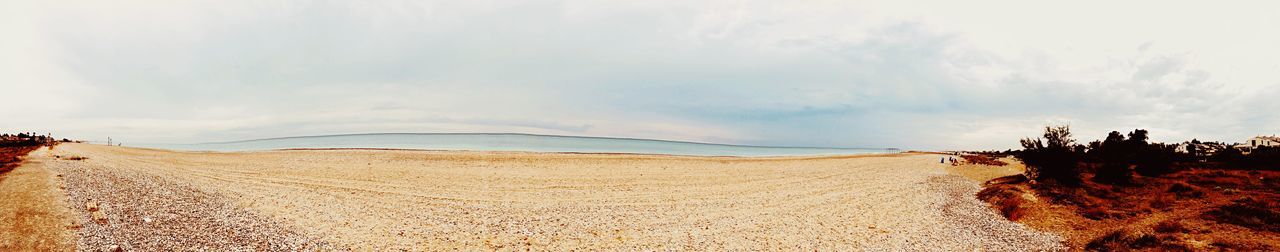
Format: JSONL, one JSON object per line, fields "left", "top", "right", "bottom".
{"left": 132, "top": 133, "right": 899, "bottom": 157}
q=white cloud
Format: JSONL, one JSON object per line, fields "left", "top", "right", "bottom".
{"left": 1, "top": 0, "right": 1278, "bottom": 150}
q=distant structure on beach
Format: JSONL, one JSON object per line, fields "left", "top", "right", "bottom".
{"left": 1175, "top": 140, "right": 1227, "bottom": 156}
{"left": 1233, "top": 135, "right": 1280, "bottom": 155}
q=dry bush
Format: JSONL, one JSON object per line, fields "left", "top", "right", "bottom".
{"left": 1165, "top": 182, "right": 1203, "bottom": 199}
{"left": 0, "top": 146, "right": 40, "bottom": 174}
{"left": 983, "top": 174, "right": 1027, "bottom": 186}
{"left": 1153, "top": 220, "right": 1187, "bottom": 233}
{"left": 1092, "top": 162, "right": 1133, "bottom": 185}
{"left": 1203, "top": 198, "right": 1280, "bottom": 232}
{"left": 997, "top": 197, "right": 1029, "bottom": 220}
{"left": 1148, "top": 194, "right": 1176, "bottom": 211}
{"left": 1085, "top": 230, "right": 1188, "bottom": 251}
{"left": 961, "top": 154, "right": 1008, "bottom": 166}
{"left": 1079, "top": 205, "right": 1112, "bottom": 221}
{"left": 976, "top": 183, "right": 1031, "bottom": 221}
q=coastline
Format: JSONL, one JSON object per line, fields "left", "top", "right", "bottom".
{"left": 127, "top": 133, "right": 898, "bottom": 157}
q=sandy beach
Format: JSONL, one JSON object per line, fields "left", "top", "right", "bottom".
{"left": 27, "top": 143, "right": 1062, "bottom": 250}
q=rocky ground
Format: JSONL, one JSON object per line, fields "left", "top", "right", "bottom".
{"left": 44, "top": 149, "right": 336, "bottom": 251}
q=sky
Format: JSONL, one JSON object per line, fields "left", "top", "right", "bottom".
{"left": 2, "top": 0, "right": 1278, "bottom": 150}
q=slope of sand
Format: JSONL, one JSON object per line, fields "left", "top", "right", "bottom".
{"left": 44, "top": 143, "right": 1062, "bottom": 250}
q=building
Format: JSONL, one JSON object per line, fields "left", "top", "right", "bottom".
{"left": 1175, "top": 141, "right": 1226, "bottom": 156}
{"left": 1233, "top": 135, "right": 1280, "bottom": 155}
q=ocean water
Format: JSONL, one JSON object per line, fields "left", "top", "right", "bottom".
{"left": 134, "top": 133, "right": 899, "bottom": 157}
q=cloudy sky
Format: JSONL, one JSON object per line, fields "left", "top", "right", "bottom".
{"left": 3, "top": 1, "right": 1278, "bottom": 150}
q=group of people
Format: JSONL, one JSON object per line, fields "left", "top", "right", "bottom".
{"left": 940, "top": 156, "right": 959, "bottom": 165}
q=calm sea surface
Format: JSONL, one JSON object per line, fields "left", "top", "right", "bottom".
{"left": 133, "top": 133, "right": 899, "bottom": 157}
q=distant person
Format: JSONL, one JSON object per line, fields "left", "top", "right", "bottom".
{"left": 940, "top": 157, "right": 945, "bottom": 163}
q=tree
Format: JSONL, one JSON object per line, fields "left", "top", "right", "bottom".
{"left": 1105, "top": 131, "right": 1125, "bottom": 145}
{"left": 1092, "top": 131, "right": 1134, "bottom": 184}
{"left": 1126, "top": 129, "right": 1149, "bottom": 145}
{"left": 1018, "top": 125, "right": 1082, "bottom": 185}
{"left": 1135, "top": 143, "right": 1175, "bottom": 176}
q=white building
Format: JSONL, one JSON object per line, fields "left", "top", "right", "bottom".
{"left": 1175, "top": 141, "right": 1225, "bottom": 156}
{"left": 1234, "top": 135, "right": 1280, "bottom": 155}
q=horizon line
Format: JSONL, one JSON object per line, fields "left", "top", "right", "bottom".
{"left": 184, "top": 132, "right": 900, "bottom": 151}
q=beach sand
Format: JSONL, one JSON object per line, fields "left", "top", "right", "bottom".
{"left": 37, "top": 143, "right": 1062, "bottom": 250}
{"left": 0, "top": 147, "right": 77, "bottom": 251}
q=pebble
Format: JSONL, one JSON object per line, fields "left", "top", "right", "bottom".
{"left": 46, "top": 154, "right": 339, "bottom": 251}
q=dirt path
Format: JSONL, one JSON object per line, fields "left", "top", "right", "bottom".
{"left": 0, "top": 147, "right": 76, "bottom": 251}
{"left": 44, "top": 143, "right": 1063, "bottom": 250}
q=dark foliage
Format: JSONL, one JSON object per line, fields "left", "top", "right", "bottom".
{"left": 1018, "top": 125, "right": 1081, "bottom": 185}
{"left": 1093, "top": 162, "right": 1132, "bottom": 184}
{"left": 1135, "top": 144, "right": 1176, "bottom": 176}
{"left": 1203, "top": 198, "right": 1280, "bottom": 232}
{"left": 1208, "top": 146, "right": 1280, "bottom": 170}
{"left": 1085, "top": 230, "right": 1188, "bottom": 251}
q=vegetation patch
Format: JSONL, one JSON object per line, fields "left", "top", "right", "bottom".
{"left": 1, "top": 146, "right": 42, "bottom": 175}
{"left": 973, "top": 125, "right": 1280, "bottom": 250}
{"left": 961, "top": 154, "right": 1008, "bottom": 166}
{"left": 976, "top": 183, "right": 1032, "bottom": 221}
{"left": 1203, "top": 198, "right": 1280, "bottom": 232}
{"left": 1084, "top": 230, "right": 1187, "bottom": 251}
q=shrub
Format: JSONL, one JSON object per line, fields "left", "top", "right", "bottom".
{"left": 1086, "top": 230, "right": 1186, "bottom": 251}
{"left": 1148, "top": 194, "right": 1176, "bottom": 211}
{"left": 1135, "top": 145, "right": 1176, "bottom": 176}
{"left": 961, "top": 154, "right": 1008, "bottom": 166}
{"left": 976, "top": 183, "right": 1032, "bottom": 221}
{"left": 1153, "top": 220, "right": 1187, "bottom": 233}
{"left": 1093, "top": 162, "right": 1133, "bottom": 185}
{"left": 1018, "top": 125, "right": 1082, "bottom": 185}
{"left": 1203, "top": 198, "right": 1280, "bottom": 232}
{"left": 1166, "top": 182, "right": 1204, "bottom": 198}
{"left": 1085, "top": 231, "right": 1130, "bottom": 251}
{"left": 1238, "top": 146, "right": 1280, "bottom": 170}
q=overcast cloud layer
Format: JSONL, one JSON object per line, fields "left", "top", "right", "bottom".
{"left": 3, "top": 1, "right": 1278, "bottom": 150}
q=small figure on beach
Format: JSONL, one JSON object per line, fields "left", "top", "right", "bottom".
{"left": 940, "top": 157, "right": 945, "bottom": 163}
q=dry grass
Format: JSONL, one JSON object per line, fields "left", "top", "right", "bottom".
{"left": 0, "top": 145, "right": 40, "bottom": 174}
{"left": 961, "top": 154, "right": 1009, "bottom": 166}
{"left": 946, "top": 157, "right": 1026, "bottom": 183}
{"left": 1202, "top": 198, "right": 1280, "bottom": 232}
{"left": 0, "top": 147, "right": 77, "bottom": 251}
{"left": 975, "top": 177, "right": 1034, "bottom": 221}
{"left": 971, "top": 159, "right": 1280, "bottom": 250}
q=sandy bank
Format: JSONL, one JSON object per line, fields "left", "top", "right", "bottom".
{"left": 44, "top": 143, "right": 1062, "bottom": 250}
